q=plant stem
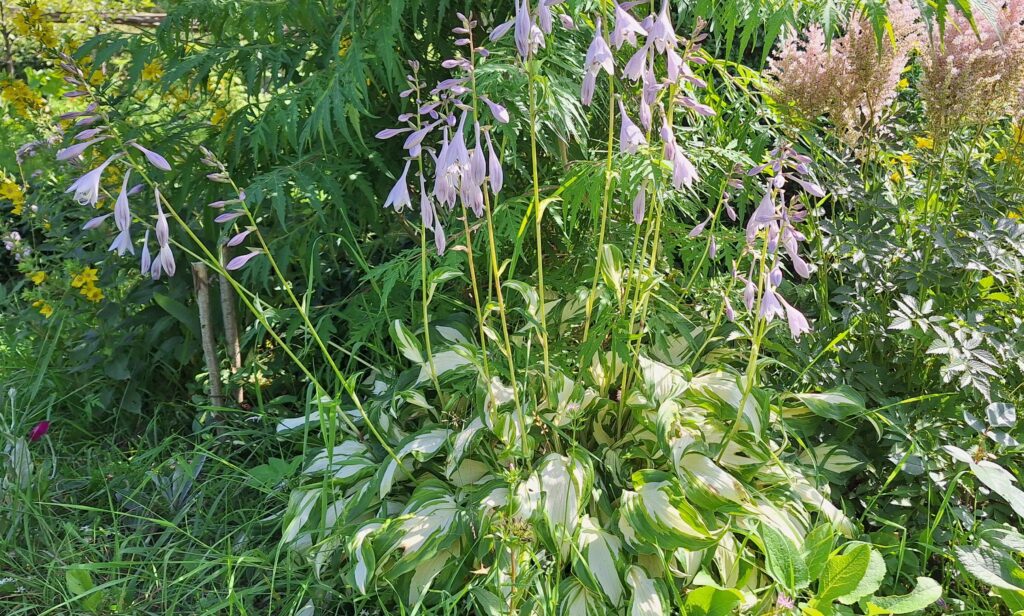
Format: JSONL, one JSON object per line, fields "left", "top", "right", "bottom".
{"left": 583, "top": 77, "right": 617, "bottom": 343}
{"left": 527, "top": 58, "right": 552, "bottom": 386}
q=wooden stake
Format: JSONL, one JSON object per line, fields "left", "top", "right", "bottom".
{"left": 192, "top": 262, "right": 225, "bottom": 406}
{"left": 219, "top": 246, "right": 244, "bottom": 403}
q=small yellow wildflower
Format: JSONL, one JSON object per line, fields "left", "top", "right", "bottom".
{"left": 71, "top": 267, "right": 99, "bottom": 289}
{"left": 915, "top": 136, "right": 934, "bottom": 150}
{"left": 141, "top": 60, "right": 164, "bottom": 82}
{"left": 82, "top": 285, "right": 104, "bottom": 302}
{"left": 1, "top": 179, "right": 26, "bottom": 215}
{"left": 1, "top": 79, "right": 44, "bottom": 118}
{"left": 30, "top": 271, "right": 47, "bottom": 285}
{"left": 89, "top": 70, "right": 105, "bottom": 86}
{"left": 211, "top": 107, "right": 229, "bottom": 126}
{"left": 996, "top": 150, "right": 1008, "bottom": 162}
{"left": 895, "top": 153, "right": 914, "bottom": 166}
{"left": 890, "top": 171, "right": 902, "bottom": 183}
{"left": 897, "top": 78, "right": 909, "bottom": 89}
{"left": 32, "top": 299, "right": 53, "bottom": 318}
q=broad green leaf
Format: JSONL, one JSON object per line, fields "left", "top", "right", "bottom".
{"left": 683, "top": 586, "right": 743, "bottom": 616}
{"left": 956, "top": 544, "right": 1024, "bottom": 591}
{"left": 838, "top": 547, "right": 885, "bottom": 604}
{"left": 760, "top": 521, "right": 810, "bottom": 592}
{"left": 862, "top": 577, "right": 941, "bottom": 614}
{"left": 818, "top": 544, "right": 874, "bottom": 603}
{"left": 804, "top": 525, "right": 836, "bottom": 582}
{"left": 66, "top": 566, "right": 101, "bottom": 613}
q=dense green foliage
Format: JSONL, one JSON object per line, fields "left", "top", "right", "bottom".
{"left": 2, "top": 0, "right": 1024, "bottom": 614}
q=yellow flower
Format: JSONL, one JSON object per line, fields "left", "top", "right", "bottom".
{"left": 89, "top": 70, "right": 105, "bottom": 86}
{"left": 32, "top": 299, "right": 53, "bottom": 318}
{"left": 141, "top": 60, "right": 164, "bottom": 82}
{"left": 30, "top": 271, "right": 47, "bottom": 285}
{"left": 71, "top": 267, "right": 99, "bottom": 288}
{"left": 211, "top": 107, "right": 229, "bottom": 126}
{"left": 1, "top": 79, "right": 44, "bottom": 118}
{"left": 995, "top": 150, "right": 1008, "bottom": 162}
{"left": 915, "top": 136, "right": 934, "bottom": 150}
{"left": 895, "top": 153, "right": 914, "bottom": 166}
{"left": 897, "top": 78, "right": 909, "bottom": 89}
{"left": 82, "top": 285, "right": 104, "bottom": 302}
{"left": 890, "top": 171, "right": 902, "bottom": 183}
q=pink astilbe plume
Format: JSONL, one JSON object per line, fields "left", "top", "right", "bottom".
{"left": 769, "top": 2, "right": 921, "bottom": 144}
{"left": 920, "top": 0, "right": 1024, "bottom": 139}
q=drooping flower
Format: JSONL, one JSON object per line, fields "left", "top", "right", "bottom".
{"left": 611, "top": 2, "right": 647, "bottom": 49}
{"left": 113, "top": 170, "right": 132, "bottom": 231}
{"left": 647, "top": 1, "right": 676, "bottom": 53}
{"left": 481, "top": 96, "right": 510, "bottom": 123}
{"left": 129, "top": 142, "right": 172, "bottom": 172}
{"left": 485, "top": 129, "right": 503, "bottom": 194}
{"left": 227, "top": 249, "right": 263, "bottom": 270}
{"left": 617, "top": 99, "right": 646, "bottom": 154}
{"left": 632, "top": 182, "right": 646, "bottom": 224}
{"left": 383, "top": 160, "right": 413, "bottom": 212}
{"left": 140, "top": 229, "right": 152, "bottom": 274}
{"left": 65, "top": 153, "right": 120, "bottom": 206}
{"left": 780, "top": 295, "right": 811, "bottom": 338}
{"left": 152, "top": 189, "right": 176, "bottom": 279}
{"left": 582, "top": 17, "right": 614, "bottom": 105}
{"left": 55, "top": 136, "right": 107, "bottom": 161}
{"left": 515, "top": 0, "right": 532, "bottom": 59}
{"left": 759, "top": 287, "right": 785, "bottom": 322}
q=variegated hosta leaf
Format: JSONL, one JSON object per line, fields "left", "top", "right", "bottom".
{"left": 690, "top": 371, "right": 764, "bottom": 436}
{"left": 790, "top": 478, "right": 856, "bottom": 538}
{"left": 672, "top": 446, "right": 750, "bottom": 511}
{"left": 347, "top": 522, "right": 382, "bottom": 594}
{"left": 542, "top": 371, "right": 598, "bottom": 426}
{"left": 390, "top": 319, "right": 424, "bottom": 365}
{"left": 559, "top": 578, "right": 606, "bottom": 616}
{"left": 415, "top": 347, "right": 474, "bottom": 385}
{"left": 638, "top": 355, "right": 689, "bottom": 405}
{"left": 588, "top": 350, "right": 625, "bottom": 392}
{"left": 378, "top": 427, "right": 451, "bottom": 498}
{"left": 303, "top": 441, "right": 375, "bottom": 482}
{"left": 798, "top": 444, "right": 868, "bottom": 476}
{"left": 447, "top": 417, "right": 485, "bottom": 477}
{"left": 575, "top": 515, "right": 624, "bottom": 606}
{"left": 281, "top": 489, "right": 320, "bottom": 546}
{"left": 515, "top": 452, "right": 593, "bottom": 556}
{"left": 626, "top": 566, "right": 668, "bottom": 616}
{"left": 396, "top": 481, "right": 464, "bottom": 557}
{"left": 621, "top": 470, "right": 720, "bottom": 551}
{"left": 407, "top": 547, "right": 457, "bottom": 605}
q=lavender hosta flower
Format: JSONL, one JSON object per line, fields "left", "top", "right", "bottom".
{"left": 623, "top": 44, "right": 649, "bottom": 81}
{"left": 384, "top": 160, "right": 413, "bottom": 212}
{"left": 152, "top": 190, "right": 176, "bottom": 279}
{"left": 109, "top": 228, "right": 134, "bottom": 256}
{"left": 709, "top": 236, "right": 717, "bottom": 259}
{"left": 215, "top": 211, "right": 246, "bottom": 224}
{"left": 227, "top": 249, "right": 263, "bottom": 271}
{"left": 769, "top": 266, "right": 783, "bottom": 287}
{"left": 420, "top": 177, "right": 434, "bottom": 230}
{"left": 481, "top": 97, "right": 510, "bottom": 124}
{"left": 780, "top": 295, "right": 811, "bottom": 338}
{"left": 759, "top": 287, "right": 785, "bottom": 322}
{"left": 114, "top": 170, "right": 132, "bottom": 231}
{"left": 66, "top": 153, "right": 120, "bottom": 206}
{"left": 82, "top": 213, "right": 112, "bottom": 230}
{"left": 485, "top": 130, "right": 503, "bottom": 194}
{"left": 618, "top": 99, "right": 647, "bottom": 154}
{"left": 612, "top": 2, "right": 647, "bottom": 49}
{"left": 741, "top": 275, "right": 756, "bottom": 310}
{"left": 376, "top": 127, "right": 413, "bottom": 140}
{"left": 580, "top": 16, "right": 613, "bottom": 103}
{"left": 129, "top": 142, "right": 172, "bottom": 172}
{"left": 633, "top": 183, "right": 646, "bottom": 224}
{"left": 688, "top": 214, "right": 711, "bottom": 238}
{"left": 537, "top": 1, "right": 552, "bottom": 34}
{"left": 73, "top": 127, "right": 106, "bottom": 141}
{"left": 679, "top": 95, "right": 716, "bottom": 117}
{"left": 724, "top": 296, "right": 735, "bottom": 321}
{"left": 746, "top": 190, "right": 778, "bottom": 242}
{"left": 558, "top": 14, "right": 575, "bottom": 30}
{"left": 515, "top": 0, "right": 532, "bottom": 59}
{"left": 490, "top": 20, "right": 514, "bottom": 42}
{"left": 672, "top": 149, "right": 697, "bottom": 189}
{"left": 56, "top": 136, "right": 107, "bottom": 161}
{"left": 470, "top": 123, "right": 487, "bottom": 186}
{"left": 227, "top": 228, "right": 254, "bottom": 247}
{"left": 647, "top": 2, "right": 676, "bottom": 53}
{"left": 140, "top": 229, "right": 152, "bottom": 274}
{"left": 791, "top": 176, "right": 825, "bottom": 198}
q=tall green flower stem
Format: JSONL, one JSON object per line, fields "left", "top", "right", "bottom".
{"left": 582, "top": 77, "right": 618, "bottom": 343}
{"left": 526, "top": 58, "right": 552, "bottom": 386}
{"left": 465, "top": 26, "right": 527, "bottom": 451}
{"left": 409, "top": 68, "right": 446, "bottom": 408}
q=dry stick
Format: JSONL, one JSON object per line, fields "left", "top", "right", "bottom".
{"left": 219, "top": 245, "right": 244, "bottom": 403}
{"left": 192, "top": 262, "right": 225, "bottom": 406}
